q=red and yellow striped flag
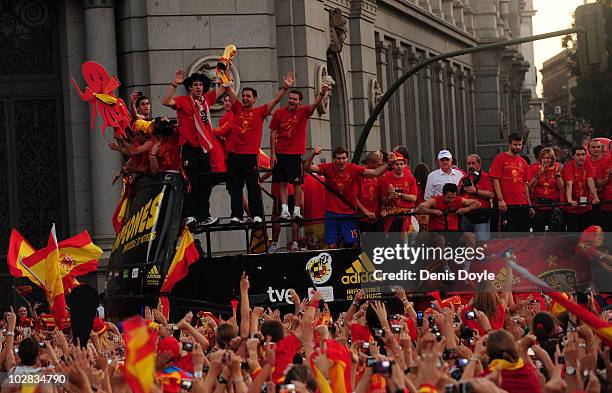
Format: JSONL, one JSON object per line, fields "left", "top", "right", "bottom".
{"left": 548, "top": 291, "right": 612, "bottom": 346}
{"left": 122, "top": 316, "right": 157, "bottom": 393}
{"left": 21, "top": 225, "right": 66, "bottom": 329}
{"left": 310, "top": 339, "right": 352, "bottom": 393}
{"left": 158, "top": 229, "right": 199, "bottom": 319}
{"left": 8, "top": 228, "right": 102, "bottom": 291}
{"left": 7, "top": 229, "right": 37, "bottom": 279}
{"left": 58, "top": 230, "right": 102, "bottom": 290}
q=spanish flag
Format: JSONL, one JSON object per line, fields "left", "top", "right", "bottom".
{"left": 310, "top": 339, "right": 352, "bottom": 393}
{"left": 112, "top": 192, "right": 129, "bottom": 233}
{"left": 8, "top": 229, "right": 102, "bottom": 291}
{"left": 122, "top": 316, "right": 157, "bottom": 393}
{"left": 7, "top": 229, "right": 37, "bottom": 279}
{"left": 547, "top": 291, "right": 612, "bottom": 346}
{"left": 158, "top": 229, "right": 200, "bottom": 319}
{"left": 58, "top": 230, "right": 102, "bottom": 290}
{"left": 21, "top": 225, "right": 66, "bottom": 329}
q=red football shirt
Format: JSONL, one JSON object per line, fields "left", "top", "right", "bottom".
{"left": 489, "top": 152, "right": 531, "bottom": 205}
{"left": 150, "top": 134, "right": 181, "bottom": 172}
{"left": 427, "top": 195, "right": 463, "bottom": 231}
{"left": 589, "top": 156, "right": 607, "bottom": 178}
{"left": 563, "top": 159, "right": 595, "bottom": 214}
{"left": 458, "top": 171, "right": 493, "bottom": 208}
{"left": 270, "top": 105, "right": 315, "bottom": 155}
{"left": 596, "top": 158, "right": 612, "bottom": 212}
{"left": 529, "top": 163, "right": 562, "bottom": 201}
{"left": 380, "top": 171, "right": 418, "bottom": 214}
{"left": 358, "top": 175, "right": 381, "bottom": 221}
{"left": 210, "top": 111, "right": 233, "bottom": 172}
{"left": 317, "top": 163, "right": 366, "bottom": 215}
{"left": 174, "top": 92, "right": 217, "bottom": 148}
{"left": 226, "top": 101, "right": 270, "bottom": 154}
{"left": 303, "top": 174, "right": 326, "bottom": 224}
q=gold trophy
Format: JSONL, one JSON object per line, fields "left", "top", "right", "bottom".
{"left": 216, "top": 44, "right": 237, "bottom": 85}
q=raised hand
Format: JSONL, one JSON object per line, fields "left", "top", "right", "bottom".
{"left": 173, "top": 69, "right": 186, "bottom": 86}
{"left": 240, "top": 271, "right": 250, "bottom": 292}
{"left": 283, "top": 71, "right": 295, "bottom": 89}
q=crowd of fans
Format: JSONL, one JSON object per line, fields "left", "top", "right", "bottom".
{"left": 2, "top": 273, "right": 611, "bottom": 392}
{"left": 107, "top": 69, "right": 612, "bottom": 252}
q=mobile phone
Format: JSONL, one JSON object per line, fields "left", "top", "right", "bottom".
{"left": 13, "top": 347, "right": 18, "bottom": 355}
{"left": 182, "top": 342, "right": 193, "bottom": 352}
{"left": 557, "top": 355, "right": 565, "bottom": 364}
{"left": 465, "top": 310, "right": 476, "bottom": 320}
{"left": 391, "top": 325, "right": 401, "bottom": 334}
{"left": 241, "top": 361, "right": 250, "bottom": 370}
{"left": 373, "top": 359, "right": 392, "bottom": 374}
{"left": 456, "top": 358, "right": 469, "bottom": 367}
{"left": 278, "top": 384, "right": 296, "bottom": 393}
{"left": 416, "top": 311, "right": 423, "bottom": 327}
{"left": 366, "top": 357, "right": 377, "bottom": 367}
{"left": 373, "top": 328, "right": 385, "bottom": 338}
{"left": 180, "top": 379, "right": 193, "bottom": 391}
{"left": 503, "top": 249, "right": 514, "bottom": 259}
{"left": 390, "top": 314, "right": 399, "bottom": 321}
{"left": 118, "top": 347, "right": 125, "bottom": 357}
{"left": 38, "top": 341, "right": 46, "bottom": 349}
{"left": 527, "top": 347, "right": 535, "bottom": 357}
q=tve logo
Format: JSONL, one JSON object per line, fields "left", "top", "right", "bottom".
{"left": 266, "top": 287, "right": 295, "bottom": 304}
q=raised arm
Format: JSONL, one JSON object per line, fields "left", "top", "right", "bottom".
{"left": 161, "top": 69, "right": 185, "bottom": 109}
{"left": 266, "top": 71, "right": 295, "bottom": 112}
{"left": 308, "top": 84, "right": 329, "bottom": 113}
{"left": 304, "top": 146, "right": 322, "bottom": 173}
{"left": 363, "top": 163, "right": 388, "bottom": 177}
{"left": 239, "top": 272, "right": 251, "bottom": 338}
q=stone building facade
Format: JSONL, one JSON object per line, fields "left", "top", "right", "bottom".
{"left": 541, "top": 49, "right": 575, "bottom": 118}
{"left": 0, "top": 0, "right": 541, "bottom": 289}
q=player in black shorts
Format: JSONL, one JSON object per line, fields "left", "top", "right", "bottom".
{"left": 269, "top": 85, "right": 329, "bottom": 221}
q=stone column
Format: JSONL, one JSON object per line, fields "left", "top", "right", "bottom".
{"left": 406, "top": 49, "right": 422, "bottom": 159}
{"left": 430, "top": 0, "right": 445, "bottom": 20}
{"left": 83, "top": 0, "right": 122, "bottom": 250}
{"left": 453, "top": 0, "right": 465, "bottom": 31}
{"left": 349, "top": 1, "right": 379, "bottom": 152}
{"left": 419, "top": 0, "right": 432, "bottom": 13}
{"left": 442, "top": 0, "right": 455, "bottom": 25}
{"left": 463, "top": 0, "right": 475, "bottom": 36}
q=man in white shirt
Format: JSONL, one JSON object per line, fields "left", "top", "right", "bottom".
{"left": 424, "top": 150, "right": 463, "bottom": 199}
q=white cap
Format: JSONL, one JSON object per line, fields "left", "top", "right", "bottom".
{"left": 437, "top": 150, "right": 452, "bottom": 160}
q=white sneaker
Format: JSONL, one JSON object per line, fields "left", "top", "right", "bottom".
{"left": 230, "top": 217, "right": 244, "bottom": 224}
{"left": 253, "top": 216, "right": 263, "bottom": 223}
{"left": 280, "top": 210, "right": 291, "bottom": 220}
{"left": 200, "top": 216, "right": 218, "bottom": 226}
{"left": 184, "top": 216, "right": 197, "bottom": 229}
{"left": 268, "top": 242, "right": 279, "bottom": 253}
{"left": 292, "top": 207, "right": 302, "bottom": 220}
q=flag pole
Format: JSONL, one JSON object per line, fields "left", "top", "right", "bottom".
{"left": 17, "top": 259, "right": 47, "bottom": 291}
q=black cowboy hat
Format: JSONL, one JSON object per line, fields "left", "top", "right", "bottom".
{"left": 183, "top": 72, "right": 211, "bottom": 91}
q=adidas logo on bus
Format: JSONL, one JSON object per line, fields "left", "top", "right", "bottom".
{"left": 341, "top": 253, "right": 380, "bottom": 284}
